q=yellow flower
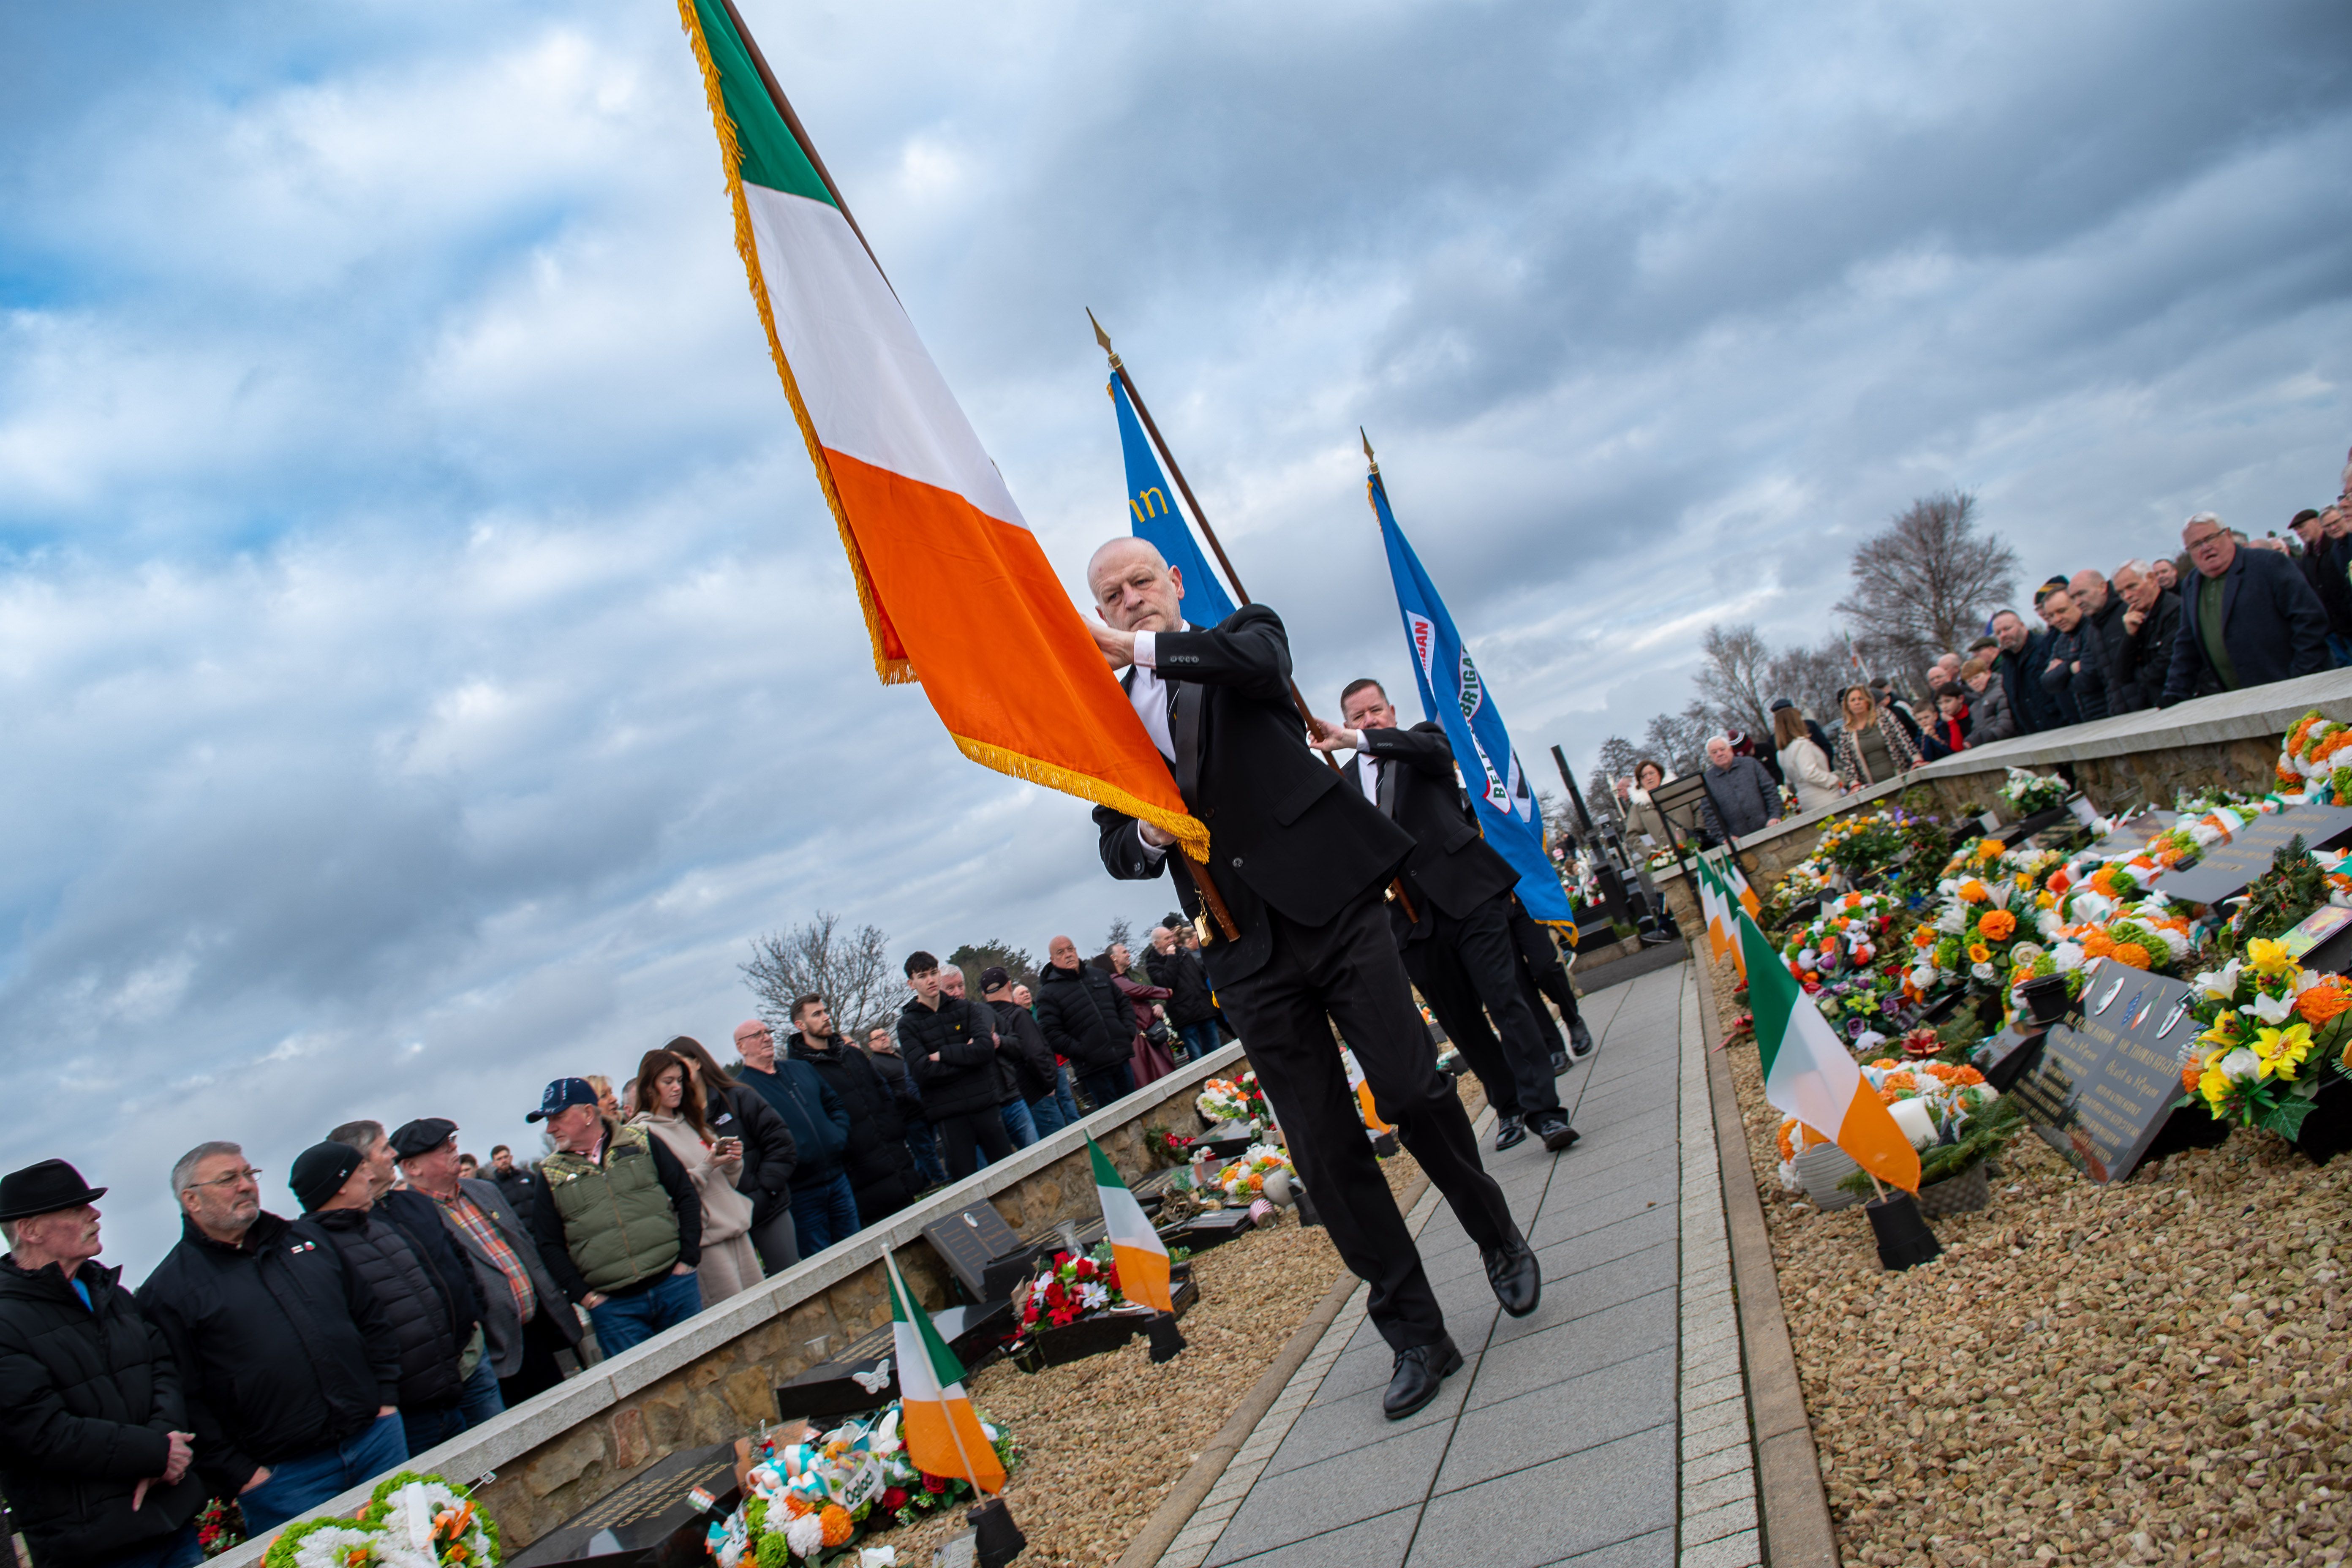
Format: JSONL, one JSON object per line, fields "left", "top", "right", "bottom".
{"left": 1967, "top": 942, "right": 1991, "bottom": 964}
{"left": 1977, "top": 840, "right": 2006, "bottom": 863}
{"left": 2198, "top": 1067, "right": 2232, "bottom": 1112}
{"left": 2254, "top": 1023, "right": 2314, "bottom": 1081}
{"left": 2246, "top": 938, "right": 2296, "bottom": 978}
{"left": 2200, "top": 1016, "right": 2241, "bottom": 1047}
{"left": 2037, "top": 892, "right": 2056, "bottom": 908}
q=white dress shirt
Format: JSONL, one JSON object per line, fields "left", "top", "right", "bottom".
{"left": 1356, "top": 746, "right": 1381, "bottom": 808}
{"left": 1127, "top": 623, "right": 1187, "bottom": 861}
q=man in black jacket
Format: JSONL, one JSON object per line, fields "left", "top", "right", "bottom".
{"left": 137, "top": 1143, "right": 406, "bottom": 1536}
{"left": 2037, "top": 585, "right": 2110, "bottom": 724}
{"left": 2163, "top": 514, "right": 2332, "bottom": 704}
{"left": 980, "top": 968, "right": 1066, "bottom": 1136}
{"left": 1085, "top": 538, "right": 1533, "bottom": 1422}
{"left": 1143, "top": 926, "right": 1220, "bottom": 1063}
{"left": 1034, "top": 934, "right": 1136, "bottom": 1108}
{"left": 1313, "top": 683, "right": 1571, "bottom": 1154}
{"left": 784, "top": 997, "right": 918, "bottom": 1226}
{"left": 485, "top": 1147, "right": 546, "bottom": 1234}
{"left": 2292, "top": 506, "right": 2352, "bottom": 666}
{"left": 1, "top": 1160, "right": 204, "bottom": 1568}
{"left": 393, "top": 1127, "right": 581, "bottom": 1408}
{"left": 2104, "top": 561, "right": 2180, "bottom": 714}
{"left": 900, "top": 952, "right": 1015, "bottom": 1179}
{"left": 289, "top": 1143, "right": 481, "bottom": 1458}
{"left": 1988, "top": 611, "right": 2058, "bottom": 734}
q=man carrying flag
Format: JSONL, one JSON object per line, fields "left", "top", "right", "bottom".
{"left": 1085, "top": 538, "right": 1535, "bottom": 1422}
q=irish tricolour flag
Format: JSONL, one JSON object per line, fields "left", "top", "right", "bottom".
{"left": 1697, "top": 856, "right": 1742, "bottom": 979}
{"left": 884, "top": 1254, "right": 1007, "bottom": 1494}
{"left": 1738, "top": 909, "right": 1919, "bottom": 1192}
{"left": 676, "top": 0, "right": 1209, "bottom": 860}
{"left": 1088, "top": 1137, "right": 1174, "bottom": 1313}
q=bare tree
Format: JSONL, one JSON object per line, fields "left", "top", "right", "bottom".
{"left": 1594, "top": 735, "right": 1641, "bottom": 785}
{"left": 1764, "top": 639, "right": 1855, "bottom": 727}
{"left": 1832, "top": 490, "right": 2017, "bottom": 682}
{"left": 741, "top": 912, "right": 897, "bottom": 1039}
{"left": 1694, "top": 623, "right": 1774, "bottom": 741}
{"left": 1102, "top": 917, "right": 1134, "bottom": 956}
{"left": 1640, "top": 702, "right": 1714, "bottom": 776}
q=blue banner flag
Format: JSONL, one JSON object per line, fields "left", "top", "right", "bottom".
{"left": 1111, "top": 376, "right": 1237, "bottom": 626}
{"left": 1367, "top": 466, "right": 1573, "bottom": 925}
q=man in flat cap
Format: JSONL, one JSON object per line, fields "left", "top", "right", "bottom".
{"left": 0, "top": 1160, "right": 204, "bottom": 1568}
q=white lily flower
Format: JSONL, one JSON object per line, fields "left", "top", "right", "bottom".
{"left": 2195, "top": 958, "right": 2242, "bottom": 999}
{"left": 2220, "top": 1047, "right": 2261, "bottom": 1081}
{"left": 2252, "top": 990, "right": 2298, "bottom": 1024}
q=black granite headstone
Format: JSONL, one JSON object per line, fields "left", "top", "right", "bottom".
{"left": 2006, "top": 961, "right": 2206, "bottom": 1181}
{"left": 2154, "top": 804, "right": 2352, "bottom": 906}
{"left": 508, "top": 1441, "right": 740, "bottom": 1568}
{"left": 921, "top": 1203, "right": 1032, "bottom": 1303}
{"left": 772, "top": 1300, "right": 1016, "bottom": 1421}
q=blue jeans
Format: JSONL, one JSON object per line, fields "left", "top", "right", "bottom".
{"left": 1000, "top": 1096, "right": 1039, "bottom": 1150}
{"left": 1078, "top": 1062, "right": 1135, "bottom": 1111}
{"left": 1026, "top": 1092, "right": 1067, "bottom": 1138}
{"left": 239, "top": 1412, "right": 408, "bottom": 1535}
{"left": 789, "top": 1169, "right": 863, "bottom": 1253}
{"left": 1176, "top": 1021, "right": 1220, "bottom": 1063}
{"left": 400, "top": 1355, "right": 504, "bottom": 1456}
{"left": 92, "top": 1521, "right": 204, "bottom": 1568}
{"left": 2331, "top": 632, "right": 2352, "bottom": 670}
{"left": 587, "top": 1269, "right": 702, "bottom": 1358}
{"left": 1051, "top": 1065, "right": 1081, "bottom": 1129}
{"left": 904, "top": 1120, "right": 948, "bottom": 1186}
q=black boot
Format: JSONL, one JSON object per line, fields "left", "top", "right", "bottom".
{"left": 1383, "top": 1335, "right": 1464, "bottom": 1419}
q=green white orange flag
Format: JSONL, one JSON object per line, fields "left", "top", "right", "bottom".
{"left": 1696, "top": 858, "right": 1729, "bottom": 962}
{"left": 883, "top": 1253, "right": 1007, "bottom": 1494}
{"left": 675, "top": 0, "right": 1209, "bottom": 859}
{"left": 1737, "top": 908, "right": 1918, "bottom": 1192}
{"left": 1726, "top": 859, "right": 1762, "bottom": 919}
{"left": 1087, "top": 1137, "right": 1173, "bottom": 1314}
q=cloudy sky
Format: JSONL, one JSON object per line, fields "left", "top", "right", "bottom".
{"left": 4, "top": 0, "right": 2347, "bottom": 1272}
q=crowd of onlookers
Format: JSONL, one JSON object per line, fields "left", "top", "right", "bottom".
{"left": 0, "top": 928, "right": 1226, "bottom": 1568}
{"left": 1615, "top": 485, "right": 2352, "bottom": 847}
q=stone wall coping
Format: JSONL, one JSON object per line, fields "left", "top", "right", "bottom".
{"left": 1652, "top": 667, "right": 2352, "bottom": 878}
{"left": 205, "top": 1040, "right": 1247, "bottom": 1568}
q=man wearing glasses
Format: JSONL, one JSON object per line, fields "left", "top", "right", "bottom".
{"left": 2161, "top": 512, "right": 2331, "bottom": 705}
{"left": 135, "top": 1143, "right": 406, "bottom": 1535}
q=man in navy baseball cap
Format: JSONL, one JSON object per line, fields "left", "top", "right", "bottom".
{"left": 525, "top": 1079, "right": 599, "bottom": 1124}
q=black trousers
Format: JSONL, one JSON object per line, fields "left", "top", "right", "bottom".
{"left": 1222, "top": 888, "right": 1519, "bottom": 1352}
{"left": 498, "top": 1309, "right": 574, "bottom": 1405}
{"left": 1413, "top": 938, "right": 1522, "bottom": 1117}
{"left": 1508, "top": 903, "right": 1583, "bottom": 1026}
{"left": 1402, "top": 893, "right": 1563, "bottom": 1121}
{"left": 934, "top": 1110, "right": 1014, "bottom": 1179}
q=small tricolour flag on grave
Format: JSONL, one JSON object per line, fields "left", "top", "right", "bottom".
{"left": 1704, "top": 855, "right": 1746, "bottom": 980}
{"left": 1737, "top": 909, "right": 1918, "bottom": 1192}
{"left": 1696, "top": 858, "right": 1728, "bottom": 961}
{"left": 1087, "top": 1136, "right": 1173, "bottom": 1314}
{"left": 1726, "top": 858, "right": 1762, "bottom": 919}
{"left": 884, "top": 1253, "right": 1007, "bottom": 1493}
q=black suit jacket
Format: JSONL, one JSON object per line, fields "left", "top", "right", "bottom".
{"left": 1344, "top": 721, "right": 1518, "bottom": 938}
{"left": 2162, "top": 545, "right": 2330, "bottom": 704}
{"left": 1095, "top": 604, "right": 1416, "bottom": 988}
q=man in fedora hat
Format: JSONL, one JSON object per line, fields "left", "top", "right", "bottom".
{"left": 0, "top": 1160, "right": 205, "bottom": 1568}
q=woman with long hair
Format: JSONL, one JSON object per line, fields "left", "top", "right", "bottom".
{"left": 629, "top": 1047, "right": 762, "bottom": 1305}
{"left": 1772, "top": 706, "right": 1842, "bottom": 813}
{"left": 1831, "top": 684, "right": 1920, "bottom": 788}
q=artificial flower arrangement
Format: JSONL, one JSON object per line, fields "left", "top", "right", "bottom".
{"left": 1194, "top": 1073, "right": 1269, "bottom": 1127}
{"left": 1835, "top": 1059, "right": 2021, "bottom": 1191}
{"left": 703, "top": 1401, "right": 1017, "bottom": 1567}
{"left": 2277, "top": 710, "right": 2352, "bottom": 802}
{"left": 1780, "top": 891, "right": 1908, "bottom": 973}
{"left": 1917, "top": 872, "right": 2031, "bottom": 989}
{"left": 2220, "top": 836, "right": 2352, "bottom": 950}
{"left": 1998, "top": 768, "right": 2071, "bottom": 817}
{"left": 2143, "top": 791, "right": 2278, "bottom": 869}
{"left": 1018, "top": 1243, "right": 1128, "bottom": 1331}
{"left": 196, "top": 1500, "right": 242, "bottom": 1559}
{"left": 264, "top": 1473, "right": 499, "bottom": 1568}
{"left": 1214, "top": 1143, "right": 1294, "bottom": 1199}
{"left": 2176, "top": 939, "right": 2352, "bottom": 1138}
{"left": 1772, "top": 1116, "right": 1836, "bottom": 1191}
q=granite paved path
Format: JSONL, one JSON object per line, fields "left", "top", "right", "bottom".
{"left": 1155, "top": 961, "right": 1764, "bottom": 1568}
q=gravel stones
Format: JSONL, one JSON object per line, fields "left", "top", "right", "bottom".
{"left": 1711, "top": 954, "right": 2352, "bottom": 1566}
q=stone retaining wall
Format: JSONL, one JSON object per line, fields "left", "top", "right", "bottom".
{"left": 210, "top": 1044, "right": 1250, "bottom": 1568}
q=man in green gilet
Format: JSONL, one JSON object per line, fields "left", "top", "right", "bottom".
{"left": 522, "top": 1078, "right": 704, "bottom": 1357}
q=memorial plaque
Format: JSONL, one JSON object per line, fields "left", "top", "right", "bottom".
{"left": 509, "top": 1441, "right": 741, "bottom": 1568}
{"left": 773, "top": 1300, "right": 1016, "bottom": 1421}
{"left": 2007, "top": 961, "right": 2205, "bottom": 1182}
{"left": 921, "top": 1203, "right": 1031, "bottom": 1303}
{"left": 2155, "top": 803, "right": 2352, "bottom": 907}
{"left": 2082, "top": 809, "right": 2176, "bottom": 860}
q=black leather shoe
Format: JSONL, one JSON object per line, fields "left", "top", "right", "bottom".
{"left": 1567, "top": 1018, "right": 1596, "bottom": 1061}
{"left": 1383, "top": 1335, "right": 1465, "bottom": 1419}
{"left": 1530, "top": 1112, "right": 1579, "bottom": 1152}
{"left": 1483, "top": 1237, "right": 1542, "bottom": 1317}
{"left": 1549, "top": 1048, "right": 1569, "bottom": 1075}
{"left": 1494, "top": 1113, "right": 1526, "bottom": 1151}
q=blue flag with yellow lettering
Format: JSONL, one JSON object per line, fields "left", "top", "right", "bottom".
{"left": 1367, "top": 465, "right": 1573, "bottom": 925}
{"left": 1111, "top": 377, "right": 1237, "bottom": 625}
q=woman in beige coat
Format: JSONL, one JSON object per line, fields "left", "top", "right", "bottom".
{"left": 630, "top": 1048, "right": 763, "bottom": 1305}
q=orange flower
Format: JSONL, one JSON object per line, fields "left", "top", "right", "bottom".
{"left": 2081, "top": 930, "right": 2116, "bottom": 959}
{"left": 1957, "top": 879, "right": 1988, "bottom": 904}
{"left": 784, "top": 1495, "right": 814, "bottom": 1519}
{"left": 1967, "top": 943, "right": 1991, "bottom": 964}
{"left": 1777, "top": 1121, "right": 1798, "bottom": 1162}
{"left": 2298, "top": 982, "right": 2352, "bottom": 1024}
{"left": 1884, "top": 1072, "right": 1919, "bottom": 1093}
{"left": 2281, "top": 763, "right": 2306, "bottom": 789}
{"left": 1913, "top": 929, "right": 1936, "bottom": 948}
{"left": 1951, "top": 1065, "right": 1985, "bottom": 1086}
{"left": 1870, "top": 1058, "right": 1899, "bottom": 1070}
{"left": 1977, "top": 909, "right": 2017, "bottom": 942}
{"left": 1876, "top": 1086, "right": 1900, "bottom": 1104}
{"left": 819, "top": 1505, "right": 855, "bottom": 1548}
{"left": 2111, "top": 942, "right": 2152, "bottom": 970}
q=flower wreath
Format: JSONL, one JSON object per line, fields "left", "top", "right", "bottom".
{"left": 264, "top": 1473, "right": 499, "bottom": 1568}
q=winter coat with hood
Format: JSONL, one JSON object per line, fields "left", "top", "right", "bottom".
{"left": 899, "top": 992, "right": 1006, "bottom": 1121}
{"left": 1963, "top": 671, "right": 2017, "bottom": 743}
{"left": 785, "top": 1031, "right": 917, "bottom": 1220}
{"left": 136, "top": 1211, "right": 402, "bottom": 1495}
{"left": 0, "top": 1256, "right": 207, "bottom": 1568}
{"left": 302, "top": 1206, "right": 469, "bottom": 1413}
{"left": 1032, "top": 960, "right": 1132, "bottom": 1075}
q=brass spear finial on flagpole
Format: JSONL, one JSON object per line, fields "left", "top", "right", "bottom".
{"left": 1361, "top": 427, "right": 1379, "bottom": 475}
{"left": 1087, "top": 306, "right": 1122, "bottom": 371}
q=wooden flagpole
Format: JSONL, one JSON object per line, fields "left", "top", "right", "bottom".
{"left": 1089, "top": 311, "right": 1418, "bottom": 924}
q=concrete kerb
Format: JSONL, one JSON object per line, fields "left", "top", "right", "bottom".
{"left": 1690, "top": 956, "right": 1840, "bottom": 1567}
{"left": 204, "top": 1041, "right": 1256, "bottom": 1568}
